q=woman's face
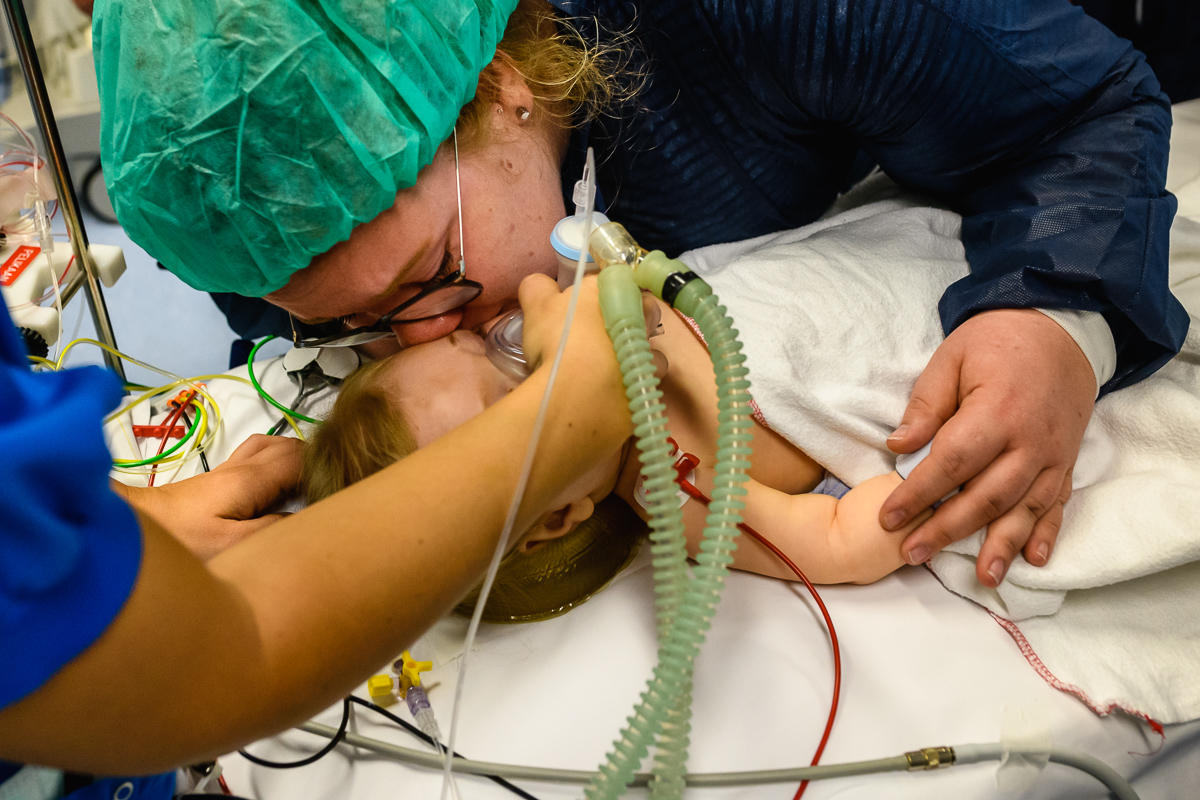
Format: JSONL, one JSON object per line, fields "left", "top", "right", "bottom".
{"left": 266, "top": 131, "right": 568, "bottom": 353}
{"left": 374, "top": 326, "right": 521, "bottom": 448}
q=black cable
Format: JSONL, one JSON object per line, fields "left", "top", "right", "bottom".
{"left": 178, "top": 411, "right": 211, "bottom": 472}
{"left": 238, "top": 697, "right": 351, "bottom": 769}
{"left": 347, "top": 696, "right": 541, "bottom": 800}
{"left": 268, "top": 373, "right": 318, "bottom": 436}
{"left": 232, "top": 694, "right": 539, "bottom": 799}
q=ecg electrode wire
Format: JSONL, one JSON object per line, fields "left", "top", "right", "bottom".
{"left": 112, "top": 406, "right": 203, "bottom": 469}
{"left": 247, "top": 336, "right": 322, "bottom": 425}
{"left": 110, "top": 372, "right": 302, "bottom": 441}
{"left": 267, "top": 371, "right": 327, "bottom": 436}
{"left": 48, "top": 339, "right": 305, "bottom": 463}
{"left": 438, "top": 147, "right": 598, "bottom": 800}
{"left": 179, "top": 410, "right": 211, "bottom": 472}
{"left": 148, "top": 393, "right": 214, "bottom": 486}
{"left": 346, "top": 697, "right": 541, "bottom": 800}
{"left": 238, "top": 698, "right": 351, "bottom": 769}
{"left": 146, "top": 397, "right": 192, "bottom": 485}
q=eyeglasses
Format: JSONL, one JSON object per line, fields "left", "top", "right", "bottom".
{"left": 290, "top": 128, "right": 482, "bottom": 349}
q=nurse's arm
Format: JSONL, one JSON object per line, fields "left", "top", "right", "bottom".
{"left": 0, "top": 276, "right": 629, "bottom": 775}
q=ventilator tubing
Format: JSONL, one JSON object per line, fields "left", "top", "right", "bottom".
{"left": 587, "top": 259, "right": 753, "bottom": 800}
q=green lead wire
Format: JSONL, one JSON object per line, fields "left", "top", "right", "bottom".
{"left": 247, "top": 336, "right": 322, "bottom": 425}
{"left": 114, "top": 405, "right": 203, "bottom": 467}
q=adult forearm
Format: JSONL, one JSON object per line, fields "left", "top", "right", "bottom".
{"left": 0, "top": 358, "right": 630, "bottom": 773}
{"left": 210, "top": 366, "right": 623, "bottom": 712}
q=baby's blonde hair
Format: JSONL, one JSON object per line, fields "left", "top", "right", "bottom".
{"left": 301, "top": 359, "right": 417, "bottom": 504}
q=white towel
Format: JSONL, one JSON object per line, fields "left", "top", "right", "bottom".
{"left": 681, "top": 184, "right": 1200, "bottom": 725}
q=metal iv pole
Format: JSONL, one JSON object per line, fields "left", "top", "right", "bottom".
{"left": 0, "top": 0, "right": 125, "bottom": 379}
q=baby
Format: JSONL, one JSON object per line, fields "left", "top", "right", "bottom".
{"left": 301, "top": 299, "right": 931, "bottom": 606}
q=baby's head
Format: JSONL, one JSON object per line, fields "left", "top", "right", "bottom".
{"left": 301, "top": 329, "right": 642, "bottom": 622}
{"left": 301, "top": 330, "right": 515, "bottom": 500}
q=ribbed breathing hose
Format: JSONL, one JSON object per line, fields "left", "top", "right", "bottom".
{"left": 586, "top": 251, "right": 754, "bottom": 800}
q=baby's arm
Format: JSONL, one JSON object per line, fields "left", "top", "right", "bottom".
{"left": 680, "top": 471, "right": 930, "bottom": 584}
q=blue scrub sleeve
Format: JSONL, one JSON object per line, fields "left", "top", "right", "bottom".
{"left": 0, "top": 306, "right": 142, "bottom": 710}
{"left": 745, "top": 0, "right": 1188, "bottom": 394}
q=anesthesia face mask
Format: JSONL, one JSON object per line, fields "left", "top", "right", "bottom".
{"left": 484, "top": 174, "right": 612, "bottom": 381}
{"left": 484, "top": 307, "right": 530, "bottom": 380}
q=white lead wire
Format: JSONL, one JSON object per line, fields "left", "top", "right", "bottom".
{"left": 439, "top": 148, "right": 598, "bottom": 800}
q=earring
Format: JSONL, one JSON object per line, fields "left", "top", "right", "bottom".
{"left": 516, "top": 107, "right": 531, "bottom": 121}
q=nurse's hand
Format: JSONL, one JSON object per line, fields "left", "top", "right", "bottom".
{"left": 114, "top": 435, "right": 304, "bottom": 560}
{"left": 880, "top": 309, "right": 1095, "bottom": 588}
{"left": 518, "top": 274, "right": 634, "bottom": 441}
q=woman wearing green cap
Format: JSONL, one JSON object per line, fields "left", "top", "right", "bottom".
{"left": 93, "top": 0, "right": 1187, "bottom": 590}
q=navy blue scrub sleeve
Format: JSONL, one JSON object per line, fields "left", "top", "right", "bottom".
{"left": 746, "top": 0, "right": 1187, "bottom": 393}
{"left": 0, "top": 304, "right": 142, "bottom": 710}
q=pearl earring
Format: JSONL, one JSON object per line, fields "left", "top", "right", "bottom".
{"left": 516, "top": 107, "right": 531, "bottom": 121}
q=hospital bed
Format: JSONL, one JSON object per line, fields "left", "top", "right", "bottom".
{"left": 107, "top": 99, "right": 1200, "bottom": 799}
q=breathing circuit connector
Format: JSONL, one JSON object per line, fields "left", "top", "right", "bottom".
{"left": 589, "top": 222, "right": 644, "bottom": 271}
{"left": 588, "top": 223, "right": 706, "bottom": 311}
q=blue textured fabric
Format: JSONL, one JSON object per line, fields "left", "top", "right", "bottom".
{"left": 554, "top": 0, "right": 1188, "bottom": 394}
{"left": 811, "top": 473, "right": 852, "bottom": 501}
{"left": 62, "top": 773, "right": 175, "bottom": 800}
{"left": 0, "top": 304, "right": 143, "bottom": 711}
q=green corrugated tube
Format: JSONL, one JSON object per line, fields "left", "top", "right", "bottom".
{"left": 586, "top": 232, "right": 754, "bottom": 800}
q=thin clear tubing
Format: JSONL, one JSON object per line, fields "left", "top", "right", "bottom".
{"left": 587, "top": 263, "right": 753, "bottom": 799}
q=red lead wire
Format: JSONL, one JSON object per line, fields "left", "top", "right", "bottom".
{"left": 146, "top": 388, "right": 199, "bottom": 487}
{"left": 671, "top": 456, "right": 841, "bottom": 800}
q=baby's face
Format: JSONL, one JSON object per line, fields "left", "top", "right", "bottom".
{"left": 373, "top": 327, "right": 520, "bottom": 447}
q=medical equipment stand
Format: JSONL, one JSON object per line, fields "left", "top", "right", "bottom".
{"left": 0, "top": 0, "right": 125, "bottom": 380}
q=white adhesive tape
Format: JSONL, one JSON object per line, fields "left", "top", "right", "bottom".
{"left": 997, "top": 705, "right": 1053, "bottom": 793}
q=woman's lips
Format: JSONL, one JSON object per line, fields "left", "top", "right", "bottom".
{"left": 393, "top": 308, "right": 465, "bottom": 348}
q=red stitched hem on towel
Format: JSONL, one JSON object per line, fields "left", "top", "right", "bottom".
{"left": 986, "top": 611, "right": 1166, "bottom": 742}
{"left": 924, "top": 565, "right": 1167, "bottom": 744}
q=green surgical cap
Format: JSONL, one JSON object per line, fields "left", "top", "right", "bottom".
{"left": 93, "top": 0, "right": 519, "bottom": 296}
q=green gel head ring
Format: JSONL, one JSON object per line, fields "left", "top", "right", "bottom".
{"left": 457, "top": 495, "right": 645, "bottom": 624}
{"left": 93, "top": 0, "right": 519, "bottom": 296}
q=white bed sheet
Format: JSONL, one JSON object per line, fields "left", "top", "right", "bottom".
{"left": 220, "top": 559, "right": 1200, "bottom": 800}
{"left": 130, "top": 101, "right": 1200, "bottom": 799}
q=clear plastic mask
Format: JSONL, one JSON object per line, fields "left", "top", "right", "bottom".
{"left": 484, "top": 307, "right": 531, "bottom": 380}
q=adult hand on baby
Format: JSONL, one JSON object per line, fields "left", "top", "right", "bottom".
{"left": 114, "top": 434, "right": 304, "bottom": 560}
{"left": 881, "top": 309, "right": 1096, "bottom": 588}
